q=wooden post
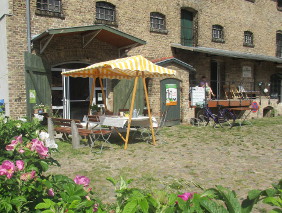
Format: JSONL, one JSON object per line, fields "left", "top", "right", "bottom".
{"left": 142, "top": 72, "right": 156, "bottom": 145}
{"left": 71, "top": 120, "right": 80, "bottom": 149}
{"left": 99, "top": 77, "right": 107, "bottom": 111}
{"left": 124, "top": 71, "right": 139, "bottom": 150}
{"left": 88, "top": 77, "right": 96, "bottom": 115}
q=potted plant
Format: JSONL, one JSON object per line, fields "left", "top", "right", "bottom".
{"left": 90, "top": 104, "right": 100, "bottom": 114}
{"left": 33, "top": 103, "right": 46, "bottom": 114}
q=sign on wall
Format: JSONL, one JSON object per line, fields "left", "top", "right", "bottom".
{"left": 29, "top": 90, "right": 36, "bottom": 103}
{"left": 165, "top": 84, "right": 177, "bottom": 105}
{"left": 191, "top": 87, "right": 205, "bottom": 106}
{"left": 242, "top": 66, "right": 252, "bottom": 78}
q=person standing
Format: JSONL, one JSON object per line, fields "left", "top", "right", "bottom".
{"left": 199, "top": 76, "right": 215, "bottom": 99}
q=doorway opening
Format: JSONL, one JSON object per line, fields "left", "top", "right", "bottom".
{"left": 51, "top": 62, "right": 106, "bottom": 120}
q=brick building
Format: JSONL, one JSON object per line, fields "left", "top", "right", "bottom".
{"left": 0, "top": 0, "right": 282, "bottom": 123}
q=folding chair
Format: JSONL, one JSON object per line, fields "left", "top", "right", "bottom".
{"left": 140, "top": 107, "right": 169, "bottom": 144}
{"left": 87, "top": 115, "right": 113, "bottom": 153}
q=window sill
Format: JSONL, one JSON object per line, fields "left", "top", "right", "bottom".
{"left": 245, "top": 0, "right": 255, "bottom": 2}
{"left": 150, "top": 28, "right": 168, "bottom": 35}
{"left": 212, "top": 38, "right": 225, "bottom": 43}
{"left": 35, "top": 9, "right": 64, "bottom": 19}
{"left": 94, "top": 19, "right": 118, "bottom": 27}
{"left": 278, "top": 7, "right": 282, "bottom": 12}
{"left": 243, "top": 43, "right": 255, "bottom": 48}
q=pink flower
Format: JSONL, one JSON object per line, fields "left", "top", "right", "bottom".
{"left": 93, "top": 203, "right": 99, "bottom": 212}
{"left": 0, "top": 165, "right": 7, "bottom": 176}
{"left": 5, "top": 135, "right": 23, "bottom": 151}
{"left": 178, "top": 192, "right": 194, "bottom": 201}
{"left": 20, "top": 170, "right": 36, "bottom": 181}
{"left": 18, "top": 149, "right": 25, "bottom": 154}
{"left": 16, "top": 160, "right": 24, "bottom": 171}
{"left": 1, "top": 160, "right": 16, "bottom": 179}
{"left": 48, "top": 188, "right": 55, "bottom": 197}
{"left": 74, "top": 175, "right": 90, "bottom": 187}
{"left": 30, "top": 139, "right": 49, "bottom": 158}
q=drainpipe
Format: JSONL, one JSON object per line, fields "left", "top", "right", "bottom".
{"left": 26, "top": 0, "right": 31, "bottom": 53}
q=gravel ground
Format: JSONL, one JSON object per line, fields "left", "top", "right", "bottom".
{"left": 48, "top": 116, "right": 282, "bottom": 212}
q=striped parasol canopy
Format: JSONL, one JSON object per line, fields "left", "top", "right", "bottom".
{"left": 61, "top": 55, "right": 176, "bottom": 79}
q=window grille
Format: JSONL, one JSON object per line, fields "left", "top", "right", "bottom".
{"left": 150, "top": 12, "right": 166, "bottom": 30}
{"left": 244, "top": 31, "right": 254, "bottom": 46}
{"left": 96, "top": 2, "right": 115, "bottom": 22}
{"left": 36, "top": 0, "right": 61, "bottom": 13}
{"left": 277, "top": 33, "right": 282, "bottom": 58}
{"left": 212, "top": 25, "right": 224, "bottom": 42}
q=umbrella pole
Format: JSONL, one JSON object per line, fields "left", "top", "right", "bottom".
{"left": 142, "top": 72, "right": 156, "bottom": 145}
{"left": 88, "top": 77, "right": 96, "bottom": 115}
{"left": 124, "top": 71, "right": 139, "bottom": 150}
{"left": 99, "top": 78, "right": 107, "bottom": 111}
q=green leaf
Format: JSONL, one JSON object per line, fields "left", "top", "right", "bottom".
{"left": 164, "top": 207, "right": 176, "bottom": 213}
{"left": 41, "top": 210, "right": 54, "bottom": 213}
{"left": 106, "top": 177, "right": 117, "bottom": 186}
{"left": 269, "top": 208, "right": 282, "bottom": 213}
{"left": 200, "top": 199, "right": 229, "bottom": 213}
{"left": 167, "top": 193, "right": 177, "bottom": 206}
{"left": 215, "top": 185, "right": 242, "bottom": 213}
{"left": 248, "top": 189, "right": 261, "bottom": 200}
{"left": 266, "top": 188, "right": 277, "bottom": 197}
{"left": 139, "top": 198, "right": 149, "bottom": 213}
{"left": 68, "top": 200, "right": 80, "bottom": 209}
{"left": 263, "top": 197, "right": 282, "bottom": 207}
{"left": 122, "top": 200, "right": 138, "bottom": 213}
{"left": 35, "top": 203, "right": 51, "bottom": 209}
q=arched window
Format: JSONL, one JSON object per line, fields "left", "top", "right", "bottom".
{"left": 96, "top": 2, "right": 115, "bottom": 22}
{"left": 244, "top": 31, "right": 254, "bottom": 47}
{"left": 212, "top": 25, "right": 224, "bottom": 43}
{"left": 277, "top": 31, "right": 282, "bottom": 57}
{"left": 150, "top": 12, "right": 166, "bottom": 30}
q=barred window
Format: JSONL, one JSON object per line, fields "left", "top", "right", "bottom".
{"left": 278, "top": 0, "right": 282, "bottom": 8}
{"left": 244, "top": 31, "right": 254, "bottom": 47}
{"left": 212, "top": 25, "right": 224, "bottom": 42}
{"left": 150, "top": 12, "right": 166, "bottom": 30}
{"left": 36, "top": 0, "right": 61, "bottom": 13}
{"left": 277, "top": 32, "right": 282, "bottom": 58}
{"left": 96, "top": 2, "right": 115, "bottom": 22}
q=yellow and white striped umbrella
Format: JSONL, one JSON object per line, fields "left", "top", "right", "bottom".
{"left": 61, "top": 55, "right": 176, "bottom": 79}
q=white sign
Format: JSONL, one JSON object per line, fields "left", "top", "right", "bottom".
{"left": 191, "top": 87, "right": 205, "bottom": 106}
{"left": 242, "top": 66, "right": 252, "bottom": 78}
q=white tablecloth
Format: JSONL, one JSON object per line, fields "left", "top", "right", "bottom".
{"left": 99, "top": 115, "right": 158, "bottom": 128}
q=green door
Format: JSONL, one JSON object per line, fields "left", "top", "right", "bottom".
{"left": 24, "top": 52, "right": 51, "bottom": 119}
{"left": 181, "top": 10, "right": 193, "bottom": 46}
{"left": 113, "top": 78, "right": 144, "bottom": 114}
{"left": 160, "top": 78, "right": 181, "bottom": 126}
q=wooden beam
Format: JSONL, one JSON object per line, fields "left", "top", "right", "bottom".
{"left": 88, "top": 77, "right": 96, "bottom": 115}
{"left": 142, "top": 72, "right": 156, "bottom": 145}
{"left": 124, "top": 71, "right": 139, "bottom": 150}
{"left": 99, "top": 77, "right": 107, "bottom": 111}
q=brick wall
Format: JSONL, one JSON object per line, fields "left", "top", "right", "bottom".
{"left": 5, "top": 0, "right": 282, "bottom": 119}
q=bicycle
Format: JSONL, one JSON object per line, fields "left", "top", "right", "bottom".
{"left": 196, "top": 104, "right": 236, "bottom": 128}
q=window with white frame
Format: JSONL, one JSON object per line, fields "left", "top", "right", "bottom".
{"left": 150, "top": 12, "right": 167, "bottom": 33}
{"left": 96, "top": 2, "right": 115, "bottom": 22}
{"left": 36, "top": 0, "right": 62, "bottom": 17}
{"left": 244, "top": 31, "right": 254, "bottom": 47}
{"left": 212, "top": 25, "right": 224, "bottom": 43}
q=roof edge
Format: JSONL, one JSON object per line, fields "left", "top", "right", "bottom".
{"left": 171, "top": 43, "right": 282, "bottom": 64}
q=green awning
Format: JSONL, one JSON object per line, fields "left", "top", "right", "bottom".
{"left": 171, "top": 43, "right": 282, "bottom": 64}
{"left": 32, "top": 24, "right": 146, "bottom": 53}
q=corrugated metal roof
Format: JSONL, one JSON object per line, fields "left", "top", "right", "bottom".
{"left": 171, "top": 43, "right": 282, "bottom": 64}
{"left": 153, "top": 57, "right": 196, "bottom": 72}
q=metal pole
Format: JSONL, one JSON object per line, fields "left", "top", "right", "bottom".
{"left": 26, "top": 0, "right": 31, "bottom": 53}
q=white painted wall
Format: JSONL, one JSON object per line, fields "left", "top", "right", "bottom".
{"left": 0, "top": 0, "right": 10, "bottom": 116}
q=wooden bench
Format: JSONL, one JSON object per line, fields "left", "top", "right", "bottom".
{"left": 48, "top": 117, "right": 95, "bottom": 149}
